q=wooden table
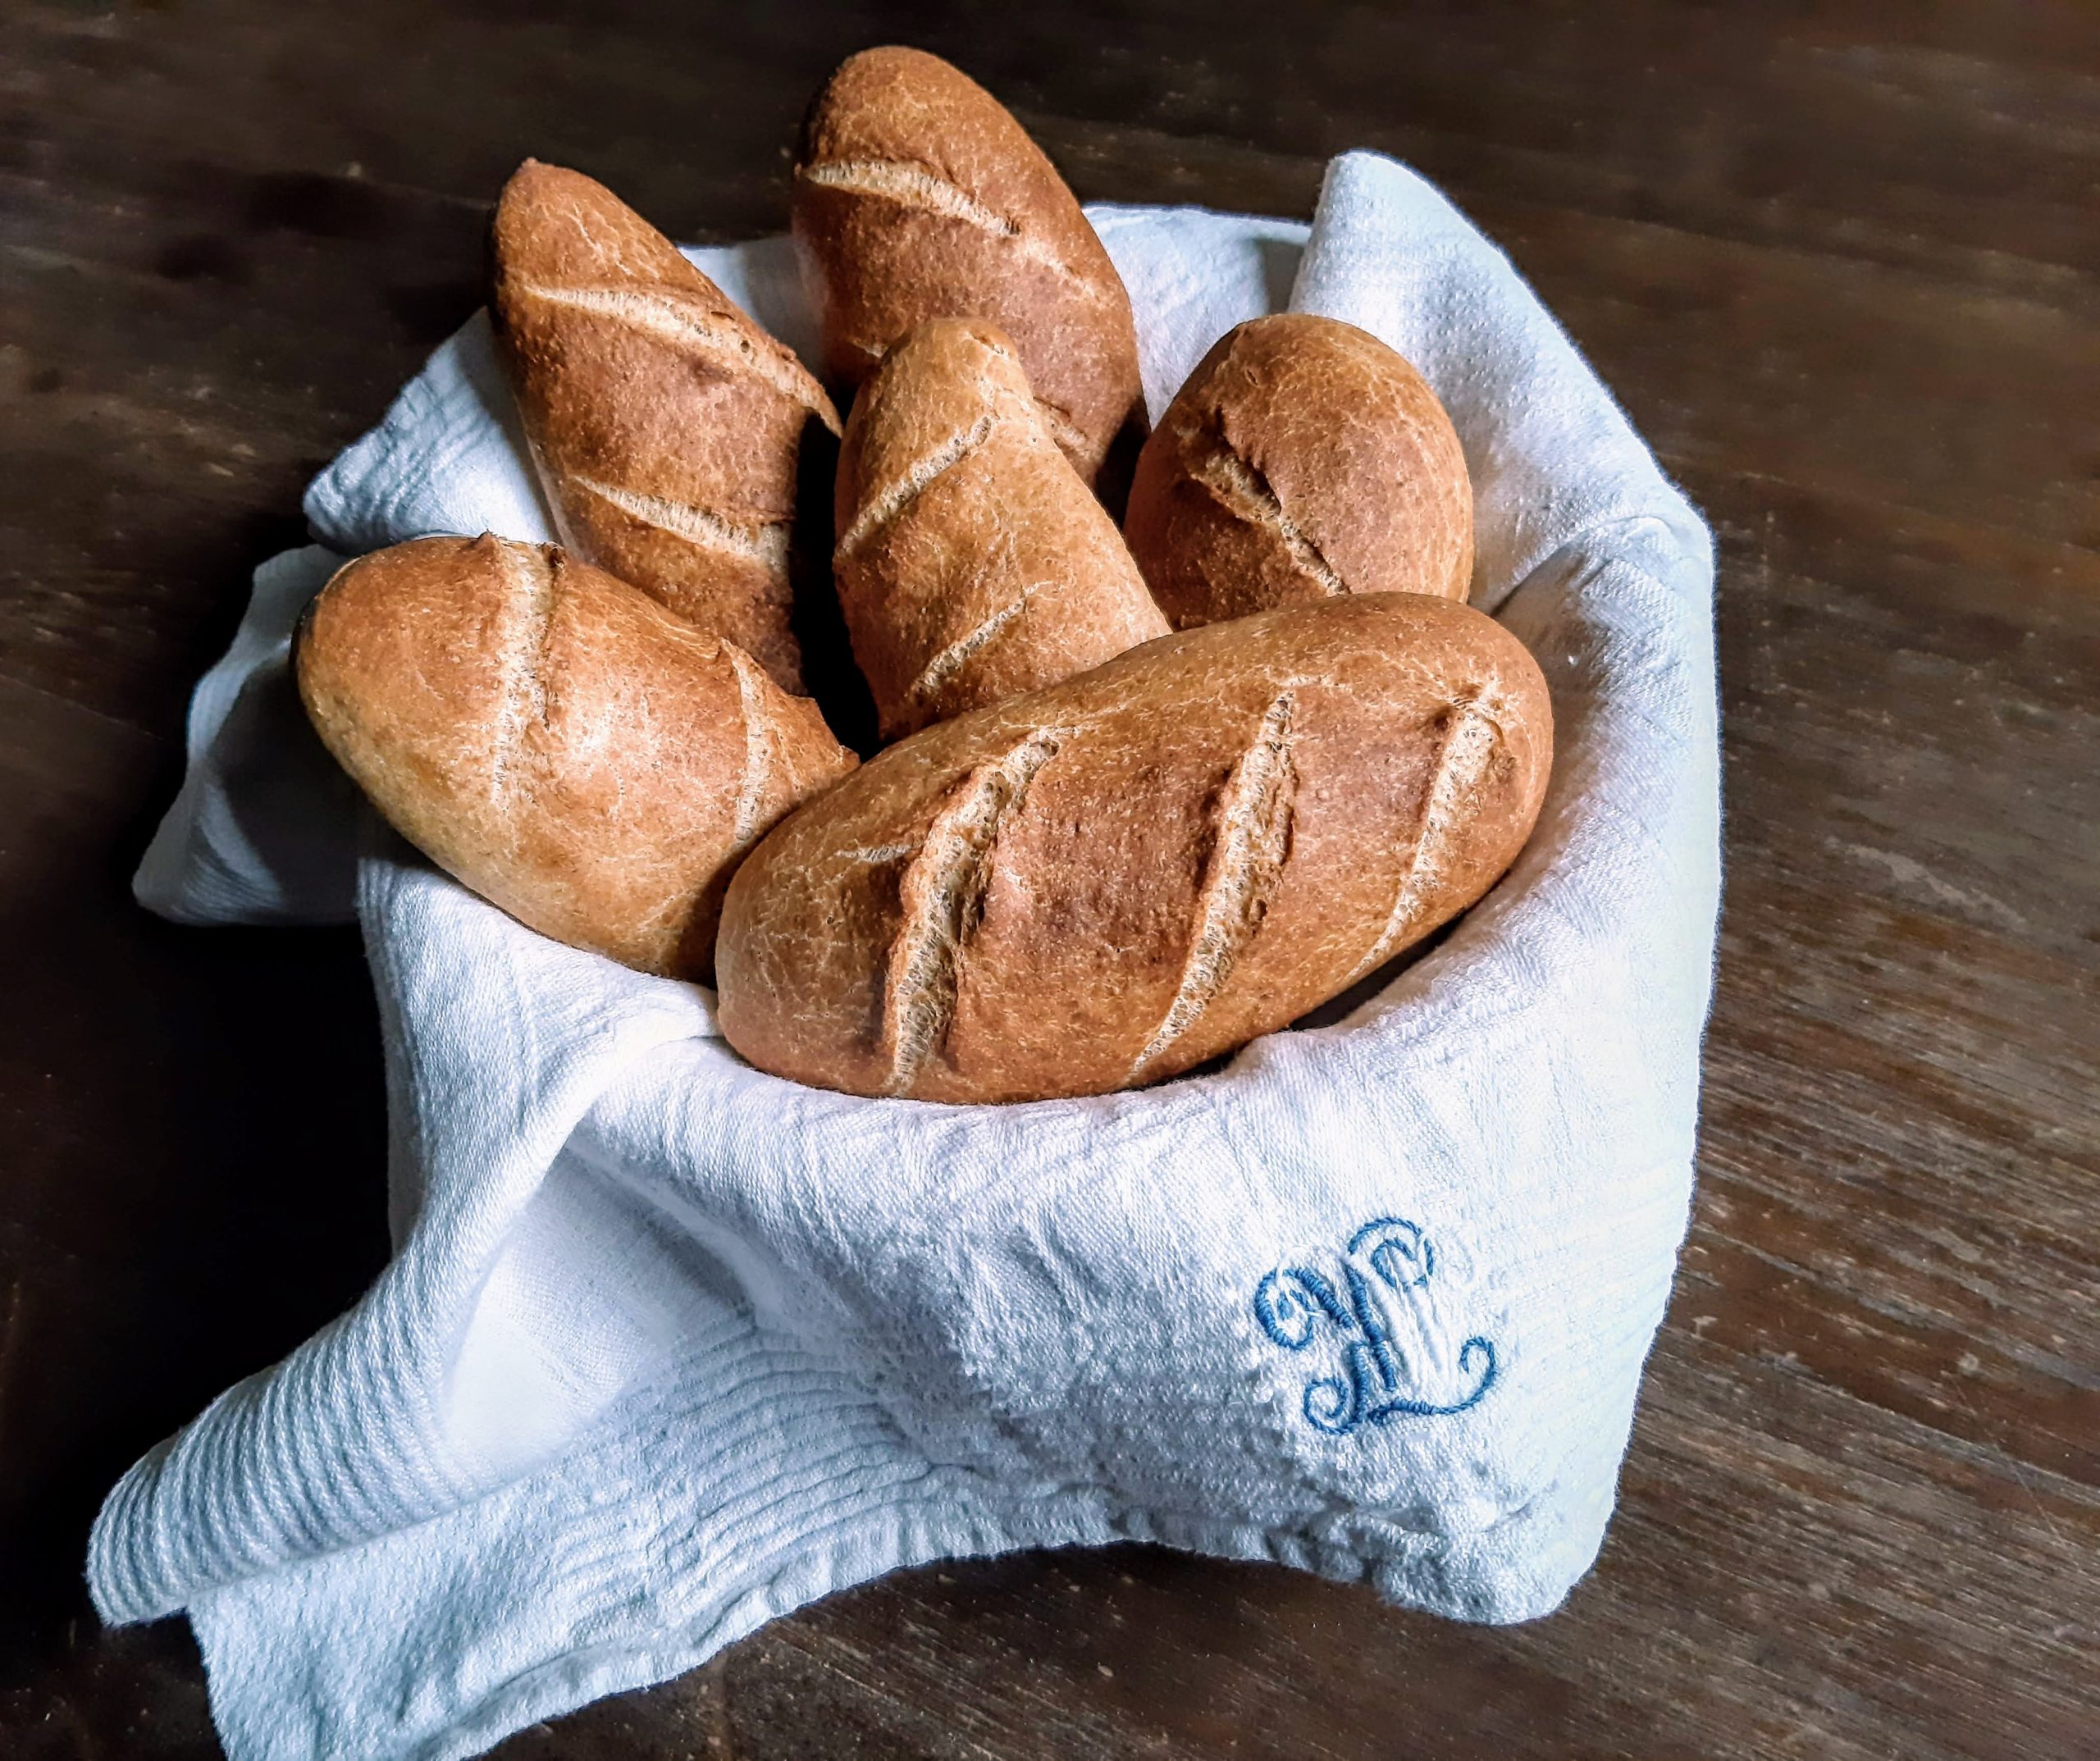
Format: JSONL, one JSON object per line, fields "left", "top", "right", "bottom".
{"left": 2, "top": 5, "right": 2093, "bottom": 1756}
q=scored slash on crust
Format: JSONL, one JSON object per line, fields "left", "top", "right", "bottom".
{"left": 1347, "top": 699, "right": 1502, "bottom": 983}
{"left": 1181, "top": 413, "right": 1351, "bottom": 598}
{"left": 513, "top": 281, "right": 840, "bottom": 431}
{"left": 797, "top": 157, "right": 1102, "bottom": 294}
{"left": 879, "top": 727, "right": 1068, "bottom": 1097}
{"left": 1032, "top": 399, "right": 1098, "bottom": 466}
{"left": 486, "top": 540, "right": 560, "bottom": 826}
{"left": 1128, "top": 690, "right": 1299, "bottom": 1082}
{"left": 838, "top": 347, "right": 1056, "bottom": 564}
{"left": 722, "top": 645, "right": 778, "bottom": 851}
{"left": 953, "top": 331, "right": 1093, "bottom": 458}
{"left": 836, "top": 412, "right": 1001, "bottom": 559}
{"left": 905, "top": 593, "right": 1031, "bottom": 705}
{"left": 574, "top": 478, "right": 793, "bottom": 574}
{"left": 843, "top": 841, "right": 920, "bottom": 865}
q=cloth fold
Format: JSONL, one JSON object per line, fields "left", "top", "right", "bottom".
{"left": 91, "top": 153, "right": 1719, "bottom": 1761}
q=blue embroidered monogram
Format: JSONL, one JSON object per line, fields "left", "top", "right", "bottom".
{"left": 1253, "top": 1218, "right": 1497, "bottom": 1435}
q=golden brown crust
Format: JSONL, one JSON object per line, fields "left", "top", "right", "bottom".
{"left": 295, "top": 535, "right": 857, "bottom": 981}
{"left": 491, "top": 160, "right": 841, "bottom": 692}
{"left": 832, "top": 318, "right": 1169, "bottom": 740}
{"left": 716, "top": 594, "right": 1551, "bottom": 1102}
{"left": 792, "top": 47, "right": 1144, "bottom": 483}
{"left": 1125, "top": 314, "right": 1474, "bottom": 627}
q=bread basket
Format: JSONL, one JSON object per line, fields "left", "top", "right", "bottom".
{"left": 96, "top": 151, "right": 1719, "bottom": 1761}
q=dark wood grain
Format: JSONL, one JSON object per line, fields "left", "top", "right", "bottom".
{"left": 2, "top": 3, "right": 2094, "bottom": 1758}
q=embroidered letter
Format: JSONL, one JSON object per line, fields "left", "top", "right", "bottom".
{"left": 1252, "top": 1216, "right": 1496, "bottom": 1435}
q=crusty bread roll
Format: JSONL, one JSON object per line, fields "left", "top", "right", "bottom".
{"left": 792, "top": 47, "right": 1143, "bottom": 485}
{"left": 717, "top": 595, "right": 1550, "bottom": 1102}
{"left": 833, "top": 317, "right": 1169, "bottom": 741}
{"left": 492, "top": 161, "right": 842, "bottom": 693}
{"left": 1125, "top": 315, "right": 1473, "bottom": 627}
{"left": 296, "top": 535, "right": 856, "bottom": 981}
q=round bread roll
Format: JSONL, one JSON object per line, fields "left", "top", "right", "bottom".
{"left": 792, "top": 46, "right": 1143, "bottom": 484}
{"left": 833, "top": 317, "right": 1169, "bottom": 740}
{"left": 718, "top": 594, "right": 1550, "bottom": 1103}
{"left": 295, "top": 535, "right": 857, "bottom": 981}
{"left": 1125, "top": 314, "right": 1473, "bottom": 627}
{"left": 492, "top": 160, "right": 841, "bottom": 694}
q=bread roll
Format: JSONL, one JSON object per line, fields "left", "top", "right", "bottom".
{"left": 1125, "top": 315, "right": 1473, "bottom": 627}
{"left": 793, "top": 47, "right": 1143, "bottom": 484}
{"left": 296, "top": 535, "right": 856, "bottom": 980}
{"left": 833, "top": 317, "right": 1169, "bottom": 740}
{"left": 492, "top": 160, "right": 841, "bottom": 693}
{"left": 718, "top": 595, "right": 1550, "bottom": 1102}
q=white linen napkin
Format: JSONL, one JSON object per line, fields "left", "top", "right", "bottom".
{"left": 91, "top": 152, "right": 1719, "bottom": 1761}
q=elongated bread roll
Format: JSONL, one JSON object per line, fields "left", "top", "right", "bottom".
{"left": 1125, "top": 315, "right": 1473, "bottom": 626}
{"left": 793, "top": 47, "right": 1143, "bottom": 484}
{"left": 296, "top": 535, "right": 857, "bottom": 980}
{"left": 718, "top": 595, "right": 1551, "bottom": 1102}
{"left": 492, "top": 161, "right": 841, "bottom": 692}
{"left": 833, "top": 317, "right": 1169, "bottom": 740}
